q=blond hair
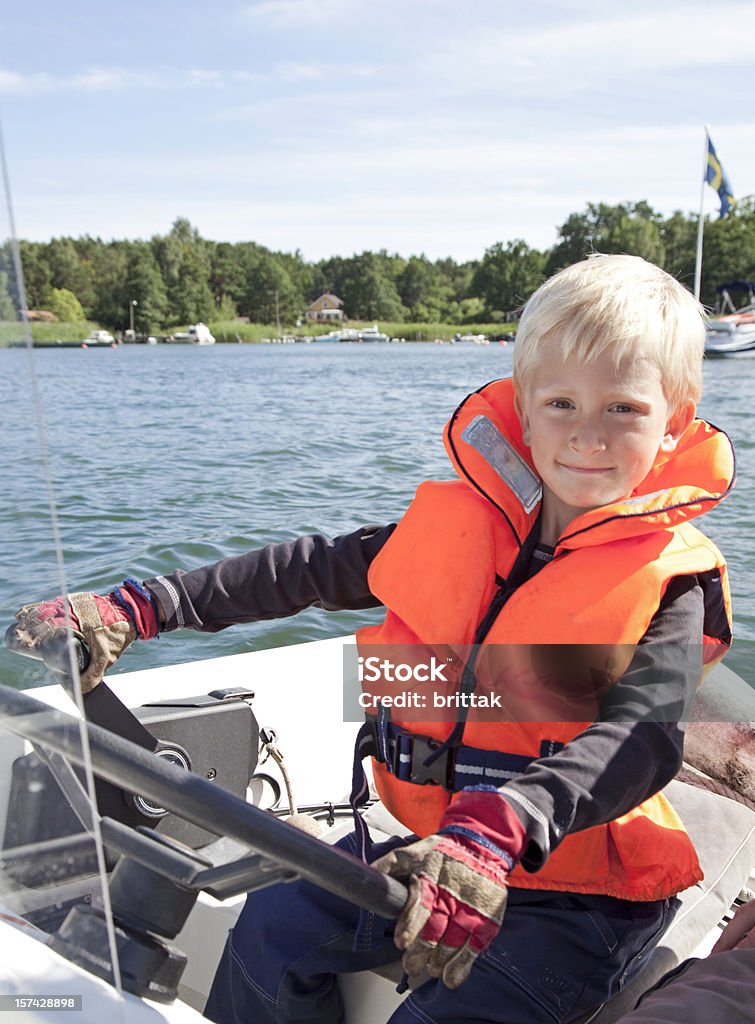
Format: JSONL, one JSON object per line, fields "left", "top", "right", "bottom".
{"left": 512, "top": 255, "right": 704, "bottom": 411}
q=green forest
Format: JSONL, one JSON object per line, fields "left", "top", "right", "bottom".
{"left": 2, "top": 198, "right": 754, "bottom": 338}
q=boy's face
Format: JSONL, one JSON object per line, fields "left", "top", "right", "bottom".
{"left": 515, "top": 347, "right": 694, "bottom": 540}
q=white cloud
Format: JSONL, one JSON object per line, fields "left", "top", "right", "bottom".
{"left": 419, "top": 2, "right": 755, "bottom": 95}
{"left": 187, "top": 70, "right": 226, "bottom": 86}
{"left": 0, "top": 59, "right": 364, "bottom": 98}
{"left": 241, "top": 0, "right": 356, "bottom": 28}
{"left": 0, "top": 66, "right": 251, "bottom": 96}
{"left": 0, "top": 69, "right": 54, "bottom": 94}
{"left": 71, "top": 68, "right": 137, "bottom": 92}
{"left": 275, "top": 62, "right": 325, "bottom": 82}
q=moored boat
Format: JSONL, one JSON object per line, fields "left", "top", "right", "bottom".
{"left": 705, "top": 281, "right": 755, "bottom": 356}
{"left": 167, "top": 323, "right": 216, "bottom": 345}
{"left": 705, "top": 307, "right": 755, "bottom": 356}
{"left": 358, "top": 325, "right": 389, "bottom": 343}
{"left": 82, "top": 330, "right": 117, "bottom": 348}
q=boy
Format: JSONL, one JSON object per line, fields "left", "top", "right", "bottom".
{"left": 12, "top": 255, "right": 735, "bottom": 1023}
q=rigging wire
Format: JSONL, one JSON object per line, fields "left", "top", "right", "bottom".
{"left": 0, "top": 114, "right": 125, "bottom": 1001}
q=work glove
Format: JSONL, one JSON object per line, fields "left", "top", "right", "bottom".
{"left": 9, "top": 578, "right": 160, "bottom": 692}
{"left": 374, "top": 786, "right": 526, "bottom": 989}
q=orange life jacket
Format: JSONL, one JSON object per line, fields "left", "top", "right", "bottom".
{"left": 357, "top": 378, "right": 734, "bottom": 901}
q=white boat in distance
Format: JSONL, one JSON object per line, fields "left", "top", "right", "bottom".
{"left": 167, "top": 323, "right": 216, "bottom": 345}
{"left": 705, "top": 281, "right": 755, "bottom": 356}
{"left": 705, "top": 307, "right": 755, "bottom": 356}
{"left": 82, "top": 330, "right": 117, "bottom": 348}
{"left": 0, "top": 637, "right": 753, "bottom": 1024}
{"left": 317, "top": 325, "right": 390, "bottom": 343}
{"left": 359, "top": 325, "right": 390, "bottom": 342}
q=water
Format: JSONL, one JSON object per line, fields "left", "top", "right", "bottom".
{"left": 1, "top": 342, "right": 753, "bottom": 691}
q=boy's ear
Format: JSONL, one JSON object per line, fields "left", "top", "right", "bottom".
{"left": 661, "top": 400, "right": 696, "bottom": 453}
{"left": 514, "top": 392, "right": 531, "bottom": 446}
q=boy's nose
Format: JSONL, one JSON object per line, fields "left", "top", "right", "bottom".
{"left": 569, "top": 419, "right": 606, "bottom": 454}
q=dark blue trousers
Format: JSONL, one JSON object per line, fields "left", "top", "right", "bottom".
{"left": 204, "top": 831, "right": 675, "bottom": 1024}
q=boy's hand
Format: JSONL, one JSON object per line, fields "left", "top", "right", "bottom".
{"left": 374, "top": 788, "right": 526, "bottom": 989}
{"left": 10, "top": 579, "right": 159, "bottom": 693}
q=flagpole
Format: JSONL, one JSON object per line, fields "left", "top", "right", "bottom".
{"left": 693, "top": 124, "right": 710, "bottom": 302}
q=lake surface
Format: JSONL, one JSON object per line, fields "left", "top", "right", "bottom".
{"left": 1, "top": 342, "right": 753, "bottom": 690}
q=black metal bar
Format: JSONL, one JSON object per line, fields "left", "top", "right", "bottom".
{"left": 0, "top": 685, "right": 407, "bottom": 918}
{"left": 198, "top": 856, "right": 298, "bottom": 899}
{"left": 99, "top": 818, "right": 211, "bottom": 887}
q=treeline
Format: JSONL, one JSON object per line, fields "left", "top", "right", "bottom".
{"left": 3, "top": 200, "right": 755, "bottom": 333}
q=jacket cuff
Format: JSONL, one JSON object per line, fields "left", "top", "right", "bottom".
{"left": 143, "top": 576, "right": 185, "bottom": 633}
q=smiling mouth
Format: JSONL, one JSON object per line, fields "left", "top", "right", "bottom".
{"left": 560, "top": 465, "right": 614, "bottom": 474}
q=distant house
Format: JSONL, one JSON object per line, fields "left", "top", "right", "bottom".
{"left": 305, "top": 293, "right": 345, "bottom": 322}
{"left": 23, "top": 310, "right": 57, "bottom": 322}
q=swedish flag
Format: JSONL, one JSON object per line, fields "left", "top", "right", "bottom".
{"left": 706, "top": 135, "right": 735, "bottom": 217}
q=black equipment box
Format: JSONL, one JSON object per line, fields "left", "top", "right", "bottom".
{"left": 134, "top": 691, "right": 259, "bottom": 848}
{"left": 3, "top": 689, "right": 259, "bottom": 882}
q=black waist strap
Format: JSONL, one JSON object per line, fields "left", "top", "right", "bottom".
{"left": 364, "top": 713, "right": 563, "bottom": 792}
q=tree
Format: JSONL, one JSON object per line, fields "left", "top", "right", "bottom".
{"left": 88, "top": 242, "right": 130, "bottom": 329}
{"left": 397, "top": 257, "right": 450, "bottom": 321}
{"left": 238, "top": 252, "right": 300, "bottom": 324}
{"left": 696, "top": 198, "right": 755, "bottom": 308}
{"left": 18, "top": 241, "right": 51, "bottom": 310}
{"left": 47, "top": 287, "right": 85, "bottom": 322}
{"left": 125, "top": 244, "right": 169, "bottom": 333}
{"left": 45, "top": 237, "right": 95, "bottom": 311}
{"left": 546, "top": 202, "right": 664, "bottom": 276}
{"left": 659, "top": 211, "right": 697, "bottom": 287}
{"left": 0, "top": 241, "right": 20, "bottom": 319}
{"left": 0, "top": 270, "right": 16, "bottom": 320}
{"left": 329, "top": 252, "right": 406, "bottom": 321}
{"left": 209, "top": 242, "right": 246, "bottom": 310}
{"left": 472, "top": 240, "right": 546, "bottom": 319}
{"left": 152, "top": 218, "right": 214, "bottom": 325}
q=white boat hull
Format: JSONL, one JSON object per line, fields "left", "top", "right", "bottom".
{"left": 705, "top": 314, "right": 755, "bottom": 355}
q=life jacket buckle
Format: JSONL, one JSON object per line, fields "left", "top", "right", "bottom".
{"left": 405, "top": 735, "right": 453, "bottom": 787}
{"left": 365, "top": 714, "right": 454, "bottom": 788}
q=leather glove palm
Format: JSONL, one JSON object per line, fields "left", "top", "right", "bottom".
{"left": 11, "top": 578, "right": 159, "bottom": 692}
{"left": 375, "top": 788, "right": 526, "bottom": 989}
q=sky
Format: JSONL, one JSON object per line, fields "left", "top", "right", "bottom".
{"left": 1, "top": 0, "right": 753, "bottom": 263}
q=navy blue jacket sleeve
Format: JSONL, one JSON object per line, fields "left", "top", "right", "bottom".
{"left": 144, "top": 525, "right": 395, "bottom": 632}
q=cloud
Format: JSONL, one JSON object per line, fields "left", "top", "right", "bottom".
{"left": 0, "top": 59, "right": 356, "bottom": 97}
{"left": 0, "top": 69, "right": 54, "bottom": 94}
{"left": 71, "top": 68, "right": 139, "bottom": 92}
{"left": 275, "top": 62, "right": 325, "bottom": 83}
{"left": 419, "top": 2, "right": 755, "bottom": 95}
{"left": 241, "top": 0, "right": 355, "bottom": 28}
{"left": 187, "top": 70, "right": 226, "bottom": 86}
{"left": 0, "top": 66, "right": 247, "bottom": 96}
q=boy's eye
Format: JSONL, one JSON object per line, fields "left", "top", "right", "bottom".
{"left": 548, "top": 399, "right": 573, "bottom": 409}
{"left": 611, "top": 404, "right": 636, "bottom": 414}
